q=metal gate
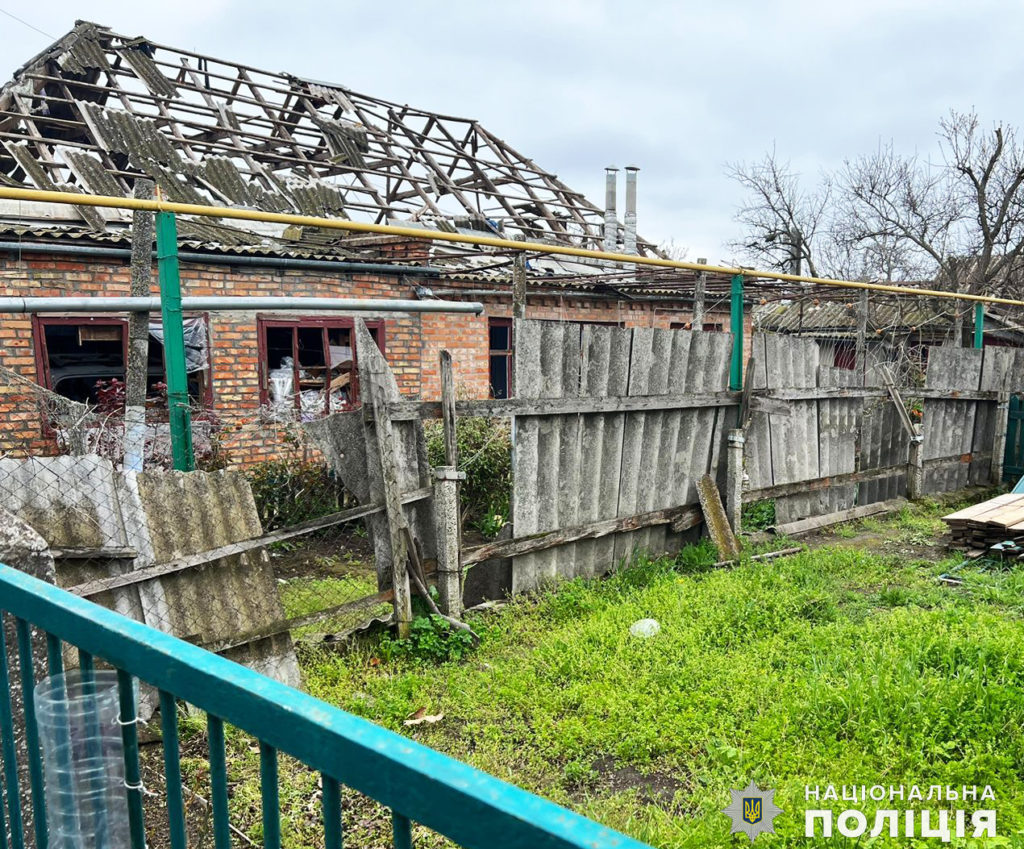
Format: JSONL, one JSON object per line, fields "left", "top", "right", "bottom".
{"left": 1005, "top": 395, "right": 1024, "bottom": 483}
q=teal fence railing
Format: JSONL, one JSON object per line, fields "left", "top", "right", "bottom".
{"left": 0, "top": 563, "right": 650, "bottom": 849}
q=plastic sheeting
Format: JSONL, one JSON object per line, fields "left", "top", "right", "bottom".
{"left": 148, "top": 317, "right": 208, "bottom": 373}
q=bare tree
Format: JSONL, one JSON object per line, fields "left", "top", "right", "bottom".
{"left": 843, "top": 110, "right": 1024, "bottom": 297}
{"left": 727, "top": 149, "right": 831, "bottom": 277}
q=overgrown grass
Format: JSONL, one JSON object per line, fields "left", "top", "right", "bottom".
{"left": 182, "top": 497, "right": 1024, "bottom": 848}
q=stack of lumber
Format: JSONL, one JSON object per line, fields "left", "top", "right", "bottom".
{"left": 943, "top": 494, "right": 1024, "bottom": 551}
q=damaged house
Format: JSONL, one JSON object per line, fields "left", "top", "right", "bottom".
{"left": 0, "top": 21, "right": 740, "bottom": 462}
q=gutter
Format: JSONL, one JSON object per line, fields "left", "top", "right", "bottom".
{"left": 0, "top": 240, "right": 442, "bottom": 277}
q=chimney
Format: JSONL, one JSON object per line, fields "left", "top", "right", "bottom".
{"left": 624, "top": 165, "right": 639, "bottom": 255}
{"left": 603, "top": 166, "right": 618, "bottom": 254}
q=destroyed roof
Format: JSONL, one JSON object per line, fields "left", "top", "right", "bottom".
{"left": 0, "top": 21, "right": 659, "bottom": 260}
{"left": 754, "top": 296, "right": 1024, "bottom": 343}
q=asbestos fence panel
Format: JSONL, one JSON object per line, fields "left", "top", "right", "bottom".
{"left": 744, "top": 334, "right": 773, "bottom": 492}
{"left": 922, "top": 347, "right": 983, "bottom": 494}
{"left": 509, "top": 321, "right": 733, "bottom": 592}
{"left": 762, "top": 334, "right": 822, "bottom": 524}
{"left": 0, "top": 456, "right": 300, "bottom": 686}
{"left": 815, "top": 365, "right": 860, "bottom": 515}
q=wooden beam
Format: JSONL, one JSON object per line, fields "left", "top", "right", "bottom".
{"left": 386, "top": 391, "right": 742, "bottom": 421}
{"left": 461, "top": 503, "right": 703, "bottom": 567}
{"left": 773, "top": 498, "right": 907, "bottom": 536}
{"left": 65, "top": 487, "right": 431, "bottom": 598}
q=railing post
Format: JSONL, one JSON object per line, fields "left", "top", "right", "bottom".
{"left": 974, "top": 302, "right": 985, "bottom": 349}
{"left": 730, "top": 274, "right": 744, "bottom": 391}
{"left": 155, "top": 211, "right": 194, "bottom": 472}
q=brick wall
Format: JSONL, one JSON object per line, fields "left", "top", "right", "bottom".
{"left": 0, "top": 251, "right": 427, "bottom": 463}
{"left": 0, "top": 248, "right": 754, "bottom": 465}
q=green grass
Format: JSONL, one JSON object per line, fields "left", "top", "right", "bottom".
{"left": 182, "top": 496, "right": 1024, "bottom": 848}
{"left": 302, "top": 542, "right": 1024, "bottom": 848}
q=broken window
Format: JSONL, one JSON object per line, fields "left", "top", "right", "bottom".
{"left": 488, "top": 318, "right": 513, "bottom": 399}
{"left": 34, "top": 316, "right": 210, "bottom": 405}
{"left": 258, "top": 317, "right": 384, "bottom": 418}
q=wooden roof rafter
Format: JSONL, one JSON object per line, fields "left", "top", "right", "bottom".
{"left": 0, "top": 20, "right": 662, "bottom": 256}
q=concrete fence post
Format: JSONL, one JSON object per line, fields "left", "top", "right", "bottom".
{"left": 726, "top": 429, "right": 746, "bottom": 534}
{"left": 992, "top": 391, "right": 1010, "bottom": 485}
{"left": 907, "top": 435, "right": 925, "bottom": 500}
{"left": 433, "top": 466, "right": 466, "bottom": 617}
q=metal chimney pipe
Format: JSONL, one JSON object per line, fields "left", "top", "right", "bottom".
{"left": 624, "top": 166, "right": 639, "bottom": 255}
{"left": 603, "top": 167, "right": 618, "bottom": 253}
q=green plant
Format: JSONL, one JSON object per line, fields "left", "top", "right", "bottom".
{"left": 246, "top": 458, "right": 347, "bottom": 530}
{"left": 425, "top": 417, "right": 511, "bottom": 532}
{"left": 741, "top": 498, "right": 776, "bottom": 531}
{"left": 476, "top": 503, "right": 508, "bottom": 539}
{"left": 379, "top": 614, "right": 478, "bottom": 663}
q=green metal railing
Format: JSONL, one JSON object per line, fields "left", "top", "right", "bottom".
{"left": 0, "top": 563, "right": 650, "bottom": 849}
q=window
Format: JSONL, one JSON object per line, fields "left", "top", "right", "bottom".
{"left": 670, "top": 321, "right": 722, "bottom": 331}
{"left": 488, "top": 318, "right": 513, "bottom": 399}
{"left": 258, "top": 317, "right": 384, "bottom": 417}
{"left": 33, "top": 315, "right": 210, "bottom": 405}
{"left": 833, "top": 342, "right": 857, "bottom": 370}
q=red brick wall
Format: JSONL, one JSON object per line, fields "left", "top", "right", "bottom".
{"left": 418, "top": 286, "right": 747, "bottom": 399}
{"left": 0, "top": 249, "right": 754, "bottom": 465}
{"left": 0, "top": 251, "right": 428, "bottom": 463}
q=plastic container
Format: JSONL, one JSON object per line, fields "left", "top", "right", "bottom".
{"left": 34, "top": 670, "right": 131, "bottom": 849}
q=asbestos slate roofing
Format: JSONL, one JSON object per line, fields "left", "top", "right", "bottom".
{"left": 0, "top": 21, "right": 658, "bottom": 261}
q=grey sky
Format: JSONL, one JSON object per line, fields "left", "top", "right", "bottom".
{"left": 1, "top": 0, "right": 1021, "bottom": 262}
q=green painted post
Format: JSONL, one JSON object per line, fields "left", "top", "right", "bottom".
{"left": 974, "top": 302, "right": 984, "bottom": 349}
{"left": 155, "top": 212, "right": 194, "bottom": 471}
{"left": 730, "top": 274, "right": 744, "bottom": 391}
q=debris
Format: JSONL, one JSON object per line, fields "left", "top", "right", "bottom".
{"left": 696, "top": 474, "right": 741, "bottom": 559}
{"left": 629, "top": 619, "right": 660, "bottom": 638}
{"left": 943, "top": 494, "right": 1024, "bottom": 553}
{"left": 403, "top": 708, "right": 444, "bottom": 727}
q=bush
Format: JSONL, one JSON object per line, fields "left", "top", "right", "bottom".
{"left": 246, "top": 459, "right": 347, "bottom": 530}
{"left": 379, "top": 615, "right": 478, "bottom": 663}
{"left": 742, "top": 498, "right": 776, "bottom": 531}
{"left": 425, "top": 417, "right": 511, "bottom": 538}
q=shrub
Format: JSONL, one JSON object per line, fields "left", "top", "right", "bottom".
{"left": 379, "top": 615, "right": 478, "bottom": 663}
{"left": 742, "top": 498, "right": 776, "bottom": 531}
{"left": 246, "top": 458, "right": 347, "bottom": 530}
{"left": 425, "top": 417, "right": 511, "bottom": 538}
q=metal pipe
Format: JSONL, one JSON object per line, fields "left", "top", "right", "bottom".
{"left": 0, "top": 240, "right": 442, "bottom": 277}
{"left": 2, "top": 186, "right": 1023, "bottom": 307}
{"left": 624, "top": 166, "right": 638, "bottom": 256}
{"left": 603, "top": 167, "right": 618, "bottom": 254}
{"left": 0, "top": 296, "right": 484, "bottom": 314}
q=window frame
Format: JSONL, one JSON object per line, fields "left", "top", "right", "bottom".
{"left": 488, "top": 317, "right": 513, "bottom": 399}
{"left": 31, "top": 313, "right": 213, "bottom": 407}
{"left": 256, "top": 315, "right": 385, "bottom": 412}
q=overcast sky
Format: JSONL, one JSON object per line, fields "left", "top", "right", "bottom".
{"left": 1, "top": 0, "right": 1021, "bottom": 262}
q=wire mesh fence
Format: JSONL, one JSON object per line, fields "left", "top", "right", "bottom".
{"left": 0, "top": 369, "right": 395, "bottom": 678}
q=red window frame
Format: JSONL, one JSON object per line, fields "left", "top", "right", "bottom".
{"left": 256, "top": 316, "right": 385, "bottom": 413}
{"left": 31, "top": 314, "right": 213, "bottom": 406}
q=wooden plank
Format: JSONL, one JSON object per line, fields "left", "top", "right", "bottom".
{"left": 775, "top": 498, "right": 908, "bottom": 536}
{"left": 462, "top": 503, "right": 703, "bottom": 566}
{"left": 386, "top": 392, "right": 743, "bottom": 421}
{"left": 742, "top": 464, "right": 908, "bottom": 502}
{"left": 67, "top": 488, "right": 433, "bottom": 598}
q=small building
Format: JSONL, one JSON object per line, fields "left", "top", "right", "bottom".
{"left": 0, "top": 22, "right": 740, "bottom": 463}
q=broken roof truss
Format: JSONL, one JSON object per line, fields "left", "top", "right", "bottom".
{"left": 0, "top": 21, "right": 657, "bottom": 256}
